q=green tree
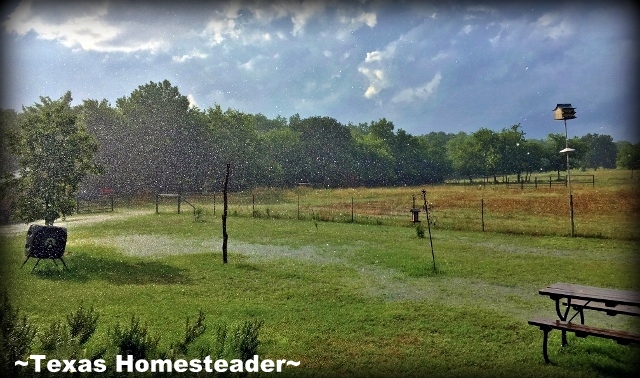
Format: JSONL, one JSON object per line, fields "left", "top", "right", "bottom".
{"left": 446, "top": 132, "right": 484, "bottom": 182}
{"left": 497, "top": 124, "right": 527, "bottom": 181}
{"left": 579, "top": 133, "right": 617, "bottom": 170}
{"left": 8, "top": 92, "right": 101, "bottom": 225}
{"left": 472, "top": 128, "right": 501, "bottom": 181}
{"left": 616, "top": 141, "right": 640, "bottom": 173}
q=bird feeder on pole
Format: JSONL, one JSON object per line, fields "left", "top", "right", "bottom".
{"left": 410, "top": 195, "right": 421, "bottom": 223}
{"left": 553, "top": 103, "right": 576, "bottom": 237}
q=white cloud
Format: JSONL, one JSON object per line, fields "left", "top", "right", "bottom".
{"left": 172, "top": 50, "right": 208, "bottom": 63}
{"left": 461, "top": 24, "right": 473, "bottom": 35}
{"left": 358, "top": 67, "right": 388, "bottom": 98}
{"left": 391, "top": 72, "right": 442, "bottom": 103}
{"left": 203, "top": 17, "right": 240, "bottom": 45}
{"left": 239, "top": 55, "right": 265, "bottom": 71}
{"left": 289, "top": 0, "right": 325, "bottom": 36}
{"left": 532, "top": 13, "right": 573, "bottom": 40}
{"left": 365, "top": 50, "right": 383, "bottom": 62}
{"left": 431, "top": 51, "right": 450, "bottom": 61}
{"left": 3, "top": 0, "right": 166, "bottom": 53}
{"left": 187, "top": 94, "right": 198, "bottom": 108}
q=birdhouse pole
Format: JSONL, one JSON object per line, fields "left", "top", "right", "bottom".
{"left": 554, "top": 104, "right": 576, "bottom": 237}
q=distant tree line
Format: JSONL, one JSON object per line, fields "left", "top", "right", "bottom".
{"left": 2, "top": 80, "right": 639, "bottom": 198}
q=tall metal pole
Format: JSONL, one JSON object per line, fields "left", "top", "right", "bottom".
{"left": 564, "top": 119, "right": 575, "bottom": 237}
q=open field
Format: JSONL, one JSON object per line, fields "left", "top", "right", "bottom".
{"left": 146, "top": 169, "right": 640, "bottom": 240}
{"left": 1, "top": 170, "right": 639, "bottom": 377}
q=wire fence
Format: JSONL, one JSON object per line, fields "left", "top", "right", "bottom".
{"left": 145, "top": 181, "right": 638, "bottom": 241}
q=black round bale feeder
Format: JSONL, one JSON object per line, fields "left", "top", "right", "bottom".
{"left": 22, "top": 225, "right": 68, "bottom": 272}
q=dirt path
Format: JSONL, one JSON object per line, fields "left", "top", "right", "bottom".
{"left": 0, "top": 209, "right": 150, "bottom": 236}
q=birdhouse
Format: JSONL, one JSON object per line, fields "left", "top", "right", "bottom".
{"left": 410, "top": 208, "right": 421, "bottom": 223}
{"left": 553, "top": 104, "right": 576, "bottom": 120}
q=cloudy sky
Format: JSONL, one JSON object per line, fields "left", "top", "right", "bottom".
{"left": 1, "top": 0, "right": 638, "bottom": 142}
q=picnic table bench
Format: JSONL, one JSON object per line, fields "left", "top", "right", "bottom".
{"left": 528, "top": 282, "right": 640, "bottom": 363}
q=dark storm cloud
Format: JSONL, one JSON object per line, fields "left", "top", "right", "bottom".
{"left": 1, "top": 0, "right": 638, "bottom": 141}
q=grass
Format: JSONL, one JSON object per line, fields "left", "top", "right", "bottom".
{"left": 2, "top": 196, "right": 639, "bottom": 377}
{"left": 149, "top": 169, "right": 639, "bottom": 240}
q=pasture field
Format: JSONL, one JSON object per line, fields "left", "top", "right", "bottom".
{"left": 1, "top": 169, "right": 639, "bottom": 377}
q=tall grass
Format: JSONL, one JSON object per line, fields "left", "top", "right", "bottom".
{"left": 154, "top": 169, "right": 639, "bottom": 240}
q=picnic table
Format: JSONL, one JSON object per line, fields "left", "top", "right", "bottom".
{"left": 528, "top": 282, "right": 640, "bottom": 363}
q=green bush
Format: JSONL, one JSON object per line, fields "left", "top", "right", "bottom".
{"left": 0, "top": 293, "right": 37, "bottom": 375}
{"left": 67, "top": 303, "right": 99, "bottom": 345}
{"left": 108, "top": 315, "right": 160, "bottom": 361}
{"left": 230, "top": 319, "right": 263, "bottom": 362}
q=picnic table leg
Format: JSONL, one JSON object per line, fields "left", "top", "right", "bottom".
{"left": 542, "top": 327, "right": 551, "bottom": 364}
{"left": 554, "top": 298, "right": 570, "bottom": 346}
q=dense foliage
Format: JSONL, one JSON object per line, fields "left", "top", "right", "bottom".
{"left": 4, "top": 92, "right": 101, "bottom": 225}
{"left": 0, "top": 80, "right": 631, "bottom": 200}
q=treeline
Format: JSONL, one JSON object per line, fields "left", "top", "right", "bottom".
{"left": 2, "top": 80, "right": 639, "bottom": 196}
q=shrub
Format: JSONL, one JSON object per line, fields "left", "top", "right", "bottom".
{"left": 66, "top": 303, "right": 99, "bottom": 345}
{"left": 416, "top": 223, "right": 425, "bottom": 238}
{"left": 194, "top": 207, "right": 204, "bottom": 222}
{"left": 109, "top": 315, "right": 160, "bottom": 360}
{"left": 0, "top": 293, "right": 37, "bottom": 375}
{"left": 230, "top": 319, "right": 263, "bottom": 362}
{"left": 170, "top": 310, "right": 207, "bottom": 356}
{"left": 39, "top": 319, "right": 69, "bottom": 352}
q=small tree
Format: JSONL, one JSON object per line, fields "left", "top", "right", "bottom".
{"left": 8, "top": 92, "right": 101, "bottom": 225}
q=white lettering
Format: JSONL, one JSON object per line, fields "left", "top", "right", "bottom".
{"left": 174, "top": 359, "right": 188, "bottom": 372}
{"left": 77, "top": 360, "right": 92, "bottom": 373}
{"left": 189, "top": 359, "right": 202, "bottom": 372}
{"left": 62, "top": 359, "right": 76, "bottom": 372}
{"left": 29, "top": 355, "right": 46, "bottom": 373}
{"left": 277, "top": 359, "right": 287, "bottom": 372}
{"left": 214, "top": 359, "right": 228, "bottom": 372}
{"left": 246, "top": 355, "right": 259, "bottom": 372}
{"left": 93, "top": 359, "right": 107, "bottom": 373}
{"left": 229, "top": 359, "right": 243, "bottom": 372}
{"left": 135, "top": 359, "right": 149, "bottom": 372}
{"left": 261, "top": 359, "right": 274, "bottom": 372}
{"left": 150, "top": 359, "right": 171, "bottom": 372}
{"left": 47, "top": 359, "right": 61, "bottom": 373}
{"left": 116, "top": 355, "right": 134, "bottom": 372}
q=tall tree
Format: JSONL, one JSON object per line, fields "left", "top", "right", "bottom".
{"left": 8, "top": 92, "right": 101, "bottom": 225}
{"left": 115, "top": 80, "right": 202, "bottom": 194}
{"left": 498, "top": 124, "right": 527, "bottom": 181}
{"left": 446, "top": 132, "right": 484, "bottom": 182}
{"left": 579, "top": 133, "right": 617, "bottom": 170}
{"left": 616, "top": 141, "right": 640, "bottom": 174}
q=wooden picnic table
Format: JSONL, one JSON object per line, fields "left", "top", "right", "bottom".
{"left": 529, "top": 282, "right": 640, "bottom": 363}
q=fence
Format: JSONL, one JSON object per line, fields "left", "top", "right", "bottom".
{"left": 445, "top": 174, "right": 595, "bottom": 189}
{"left": 76, "top": 195, "right": 114, "bottom": 213}
{"left": 153, "top": 181, "right": 636, "bottom": 240}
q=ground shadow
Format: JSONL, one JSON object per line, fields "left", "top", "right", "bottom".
{"left": 27, "top": 253, "right": 192, "bottom": 285}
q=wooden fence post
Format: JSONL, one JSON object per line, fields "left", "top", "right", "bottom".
{"left": 481, "top": 198, "right": 485, "bottom": 232}
{"left": 222, "top": 164, "right": 231, "bottom": 264}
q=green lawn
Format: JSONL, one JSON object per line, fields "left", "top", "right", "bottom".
{"left": 1, "top": 206, "right": 638, "bottom": 377}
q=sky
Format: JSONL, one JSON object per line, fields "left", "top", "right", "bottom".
{"left": 1, "top": 0, "right": 638, "bottom": 142}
